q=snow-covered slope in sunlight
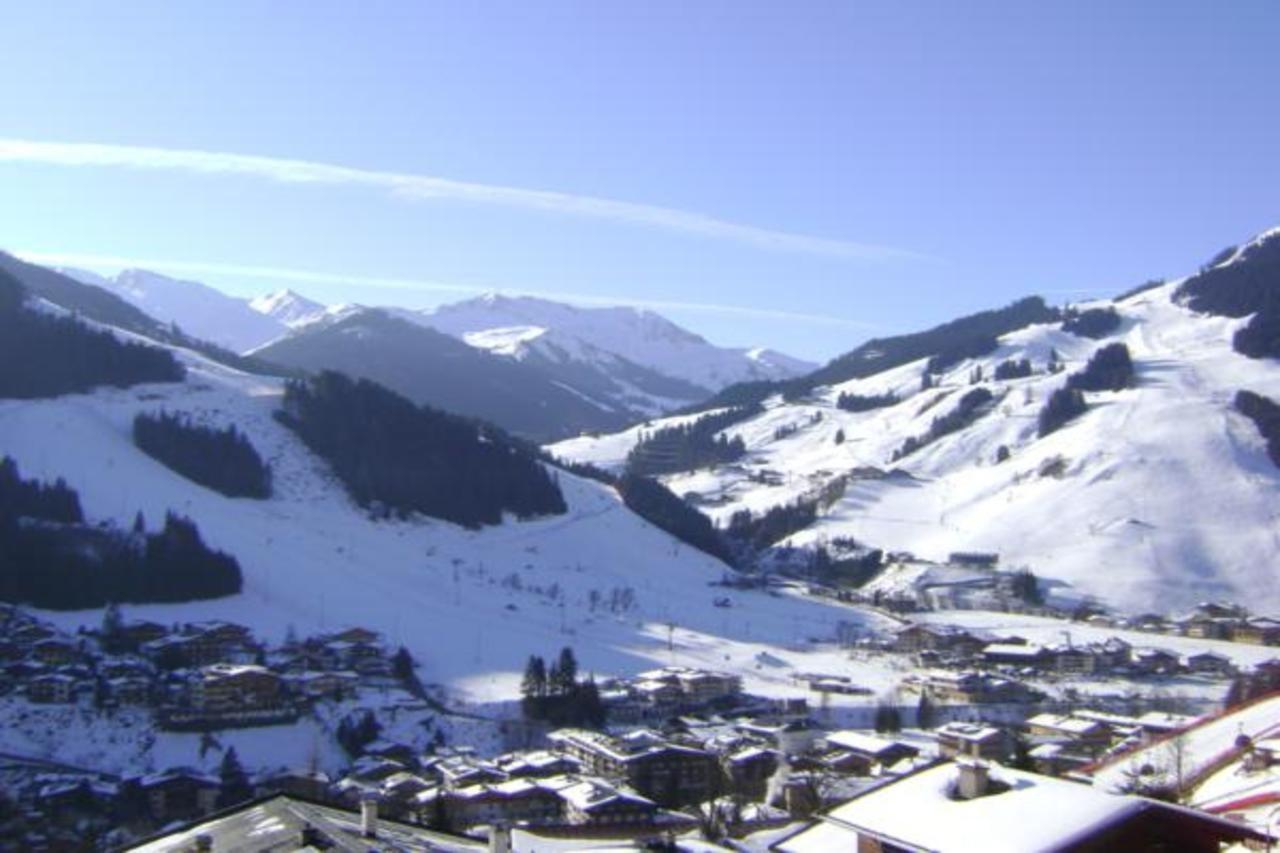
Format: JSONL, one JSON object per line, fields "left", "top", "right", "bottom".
{"left": 552, "top": 274, "right": 1280, "bottom": 614}
{"left": 416, "top": 293, "right": 815, "bottom": 399}
{"left": 249, "top": 288, "right": 329, "bottom": 328}
{"left": 0, "top": 325, "right": 894, "bottom": 707}
{"left": 60, "top": 267, "right": 288, "bottom": 353}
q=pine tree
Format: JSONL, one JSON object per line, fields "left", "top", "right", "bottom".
{"left": 521, "top": 655, "right": 547, "bottom": 699}
{"left": 555, "top": 647, "right": 578, "bottom": 694}
{"left": 218, "top": 747, "right": 252, "bottom": 808}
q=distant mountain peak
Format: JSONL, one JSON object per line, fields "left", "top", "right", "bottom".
{"left": 249, "top": 289, "right": 328, "bottom": 328}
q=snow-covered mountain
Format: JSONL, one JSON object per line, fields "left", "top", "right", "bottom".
{"left": 552, "top": 228, "right": 1280, "bottom": 615}
{"left": 60, "top": 267, "right": 288, "bottom": 353}
{"left": 252, "top": 307, "right": 642, "bottom": 439}
{"left": 414, "top": 293, "right": 815, "bottom": 406}
{"left": 51, "top": 266, "right": 814, "bottom": 423}
{"left": 248, "top": 288, "right": 329, "bottom": 328}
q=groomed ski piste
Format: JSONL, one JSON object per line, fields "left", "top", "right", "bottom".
{"left": 552, "top": 257, "right": 1280, "bottom": 615}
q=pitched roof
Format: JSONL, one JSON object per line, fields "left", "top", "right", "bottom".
{"left": 773, "top": 762, "right": 1266, "bottom": 853}
{"left": 126, "top": 793, "right": 482, "bottom": 852}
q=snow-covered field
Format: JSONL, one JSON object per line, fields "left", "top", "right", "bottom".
{"left": 0, "top": 685, "right": 500, "bottom": 777}
{"left": 0, "top": 334, "right": 904, "bottom": 713}
{"left": 552, "top": 279, "right": 1280, "bottom": 614}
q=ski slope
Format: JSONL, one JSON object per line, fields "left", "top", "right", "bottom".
{"left": 552, "top": 279, "right": 1280, "bottom": 613}
{"left": 0, "top": 329, "right": 896, "bottom": 709}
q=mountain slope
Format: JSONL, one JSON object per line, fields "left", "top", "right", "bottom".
{"left": 552, "top": 229, "right": 1280, "bottom": 614}
{"left": 0, "top": 307, "right": 894, "bottom": 705}
{"left": 252, "top": 308, "right": 639, "bottom": 440}
{"left": 58, "top": 267, "right": 286, "bottom": 352}
{"left": 249, "top": 289, "right": 329, "bottom": 328}
{"left": 419, "top": 293, "right": 815, "bottom": 391}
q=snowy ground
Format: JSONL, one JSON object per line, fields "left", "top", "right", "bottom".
{"left": 552, "top": 281, "right": 1280, "bottom": 614}
{"left": 0, "top": 336, "right": 907, "bottom": 717}
{"left": 0, "top": 685, "right": 493, "bottom": 777}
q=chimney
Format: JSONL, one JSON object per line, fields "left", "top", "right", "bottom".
{"left": 360, "top": 794, "right": 380, "bottom": 839}
{"left": 956, "top": 760, "right": 989, "bottom": 800}
{"left": 489, "top": 821, "right": 512, "bottom": 853}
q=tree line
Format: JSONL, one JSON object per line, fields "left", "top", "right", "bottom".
{"left": 615, "top": 474, "right": 735, "bottom": 565}
{"left": 0, "top": 267, "right": 184, "bottom": 399}
{"left": 1037, "top": 343, "right": 1134, "bottom": 438}
{"left": 0, "top": 457, "right": 242, "bottom": 608}
{"left": 835, "top": 391, "right": 898, "bottom": 413}
{"left": 276, "top": 371, "right": 566, "bottom": 528}
{"left": 134, "top": 411, "right": 272, "bottom": 499}
{"left": 625, "top": 405, "right": 758, "bottom": 477}
{"left": 891, "top": 387, "right": 995, "bottom": 462}
{"left": 520, "top": 647, "right": 606, "bottom": 728}
{"left": 1235, "top": 390, "right": 1280, "bottom": 468}
{"left": 1061, "top": 306, "right": 1121, "bottom": 339}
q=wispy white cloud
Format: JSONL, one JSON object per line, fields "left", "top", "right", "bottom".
{"left": 0, "top": 138, "right": 918, "bottom": 261}
{"left": 15, "top": 249, "right": 885, "bottom": 332}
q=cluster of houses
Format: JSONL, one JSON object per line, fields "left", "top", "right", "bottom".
{"left": 0, "top": 603, "right": 401, "bottom": 730}
{"left": 596, "top": 666, "right": 745, "bottom": 722}
{"left": 890, "top": 620, "right": 1256, "bottom": 685}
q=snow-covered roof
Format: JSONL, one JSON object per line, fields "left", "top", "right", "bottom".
{"left": 825, "top": 730, "right": 916, "bottom": 757}
{"left": 775, "top": 761, "right": 1263, "bottom": 853}
{"left": 1026, "top": 714, "right": 1105, "bottom": 736}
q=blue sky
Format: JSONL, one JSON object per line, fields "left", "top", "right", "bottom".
{"left": 1, "top": 1, "right": 1278, "bottom": 361}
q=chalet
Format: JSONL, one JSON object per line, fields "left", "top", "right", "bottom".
{"left": 121, "top": 793, "right": 481, "bottom": 851}
{"left": 1231, "top": 617, "right": 1280, "bottom": 646}
{"left": 539, "top": 775, "right": 657, "bottom": 826}
{"left": 427, "top": 755, "right": 506, "bottom": 790}
{"left": 363, "top": 740, "right": 419, "bottom": 768}
{"left": 1181, "top": 615, "right": 1235, "bottom": 640}
{"left": 284, "top": 669, "right": 359, "bottom": 700}
{"left": 981, "top": 642, "right": 1050, "bottom": 668}
{"left": 379, "top": 772, "right": 435, "bottom": 814}
{"left": 935, "top": 722, "right": 1008, "bottom": 762}
{"left": 27, "top": 673, "right": 76, "bottom": 703}
{"left": 175, "top": 620, "right": 257, "bottom": 664}
{"left": 820, "top": 731, "right": 919, "bottom": 776}
{"left": 774, "top": 760, "right": 1267, "bottom": 853}
{"left": 723, "top": 745, "right": 779, "bottom": 799}
{"left": 253, "top": 768, "right": 332, "bottom": 801}
{"left": 10, "top": 622, "right": 55, "bottom": 645}
{"left": 326, "top": 626, "right": 381, "bottom": 645}
{"left": 190, "top": 663, "right": 283, "bottom": 712}
{"left": 1184, "top": 651, "right": 1235, "bottom": 677}
{"left": 1095, "top": 636, "right": 1132, "bottom": 669}
{"left": 429, "top": 778, "right": 563, "bottom": 829}
{"left": 735, "top": 717, "right": 820, "bottom": 754}
{"left": 1135, "top": 711, "right": 1199, "bottom": 738}
{"left": 892, "top": 624, "right": 984, "bottom": 656}
{"left": 108, "top": 676, "right": 152, "bottom": 705}
{"left": 632, "top": 678, "right": 682, "bottom": 706}
{"left": 30, "top": 638, "right": 79, "bottom": 666}
{"left": 547, "top": 728, "right": 718, "bottom": 806}
{"left": 1049, "top": 644, "right": 1098, "bottom": 676}
{"left": 132, "top": 768, "right": 220, "bottom": 822}
{"left": 495, "top": 750, "right": 581, "bottom": 779}
{"left": 916, "top": 671, "right": 1035, "bottom": 704}
{"left": 114, "top": 619, "right": 170, "bottom": 649}
{"left": 1130, "top": 647, "right": 1182, "bottom": 676}
{"left": 1025, "top": 713, "right": 1112, "bottom": 758}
